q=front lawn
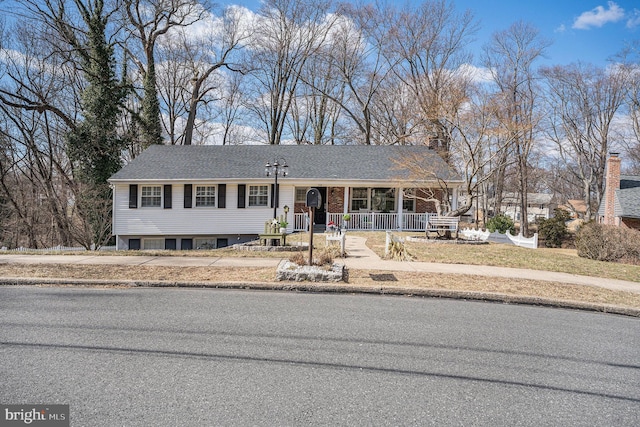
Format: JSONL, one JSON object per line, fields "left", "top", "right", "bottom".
{"left": 355, "top": 231, "right": 640, "bottom": 283}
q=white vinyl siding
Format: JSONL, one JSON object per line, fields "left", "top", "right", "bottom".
{"left": 112, "top": 183, "right": 295, "bottom": 238}
{"left": 249, "top": 185, "right": 268, "bottom": 207}
{"left": 195, "top": 186, "right": 216, "bottom": 207}
{"left": 141, "top": 186, "right": 162, "bottom": 207}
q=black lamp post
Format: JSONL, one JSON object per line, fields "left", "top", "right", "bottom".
{"left": 265, "top": 158, "right": 288, "bottom": 219}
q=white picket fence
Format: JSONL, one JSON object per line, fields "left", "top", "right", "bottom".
{"left": 1, "top": 245, "right": 117, "bottom": 252}
{"left": 459, "top": 228, "right": 538, "bottom": 249}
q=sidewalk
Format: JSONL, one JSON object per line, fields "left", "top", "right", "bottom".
{"left": 1, "top": 235, "right": 639, "bottom": 295}
{"left": 342, "top": 236, "right": 640, "bottom": 295}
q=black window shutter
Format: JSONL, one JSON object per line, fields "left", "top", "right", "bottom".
{"left": 218, "top": 184, "right": 226, "bottom": 208}
{"left": 164, "top": 185, "right": 172, "bottom": 209}
{"left": 165, "top": 239, "right": 176, "bottom": 250}
{"left": 129, "top": 185, "right": 138, "bottom": 209}
{"left": 237, "top": 184, "right": 246, "bottom": 208}
{"left": 184, "top": 184, "right": 192, "bottom": 208}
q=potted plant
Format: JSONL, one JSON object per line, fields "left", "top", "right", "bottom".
{"left": 342, "top": 213, "right": 351, "bottom": 230}
{"left": 279, "top": 220, "right": 289, "bottom": 233}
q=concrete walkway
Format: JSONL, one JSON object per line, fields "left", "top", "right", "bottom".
{"left": 1, "top": 235, "right": 639, "bottom": 295}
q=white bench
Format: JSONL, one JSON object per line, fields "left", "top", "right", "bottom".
{"left": 426, "top": 216, "right": 459, "bottom": 239}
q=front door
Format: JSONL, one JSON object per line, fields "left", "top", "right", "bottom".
{"left": 315, "top": 187, "right": 327, "bottom": 225}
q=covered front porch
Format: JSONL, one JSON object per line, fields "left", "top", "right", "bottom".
{"left": 290, "top": 185, "right": 458, "bottom": 232}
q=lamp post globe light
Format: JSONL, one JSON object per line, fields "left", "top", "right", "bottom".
{"left": 265, "top": 158, "right": 288, "bottom": 219}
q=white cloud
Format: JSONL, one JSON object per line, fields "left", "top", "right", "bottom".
{"left": 458, "top": 64, "right": 493, "bottom": 84}
{"left": 554, "top": 24, "right": 566, "bottom": 33}
{"left": 572, "top": 1, "right": 625, "bottom": 30}
{"left": 627, "top": 9, "right": 640, "bottom": 29}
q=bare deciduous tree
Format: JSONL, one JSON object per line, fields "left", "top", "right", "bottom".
{"left": 389, "top": 0, "right": 477, "bottom": 159}
{"left": 542, "top": 62, "right": 630, "bottom": 219}
{"left": 248, "top": 0, "right": 335, "bottom": 145}
{"left": 122, "top": 0, "right": 207, "bottom": 148}
{"left": 483, "top": 21, "right": 550, "bottom": 236}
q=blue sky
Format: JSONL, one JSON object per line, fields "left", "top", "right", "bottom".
{"left": 222, "top": 0, "right": 639, "bottom": 67}
{"left": 455, "top": 0, "right": 638, "bottom": 66}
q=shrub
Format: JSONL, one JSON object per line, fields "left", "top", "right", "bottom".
{"left": 386, "top": 238, "right": 412, "bottom": 261}
{"left": 289, "top": 251, "right": 307, "bottom": 266}
{"left": 486, "top": 214, "right": 516, "bottom": 234}
{"left": 575, "top": 222, "right": 640, "bottom": 263}
{"left": 537, "top": 209, "right": 571, "bottom": 248}
{"left": 288, "top": 246, "right": 342, "bottom": 266}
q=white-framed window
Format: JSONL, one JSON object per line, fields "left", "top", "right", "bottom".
{"left": 402, "top": 189, "right": 416, "bottom": 212}
{"left": 142, "top": 238, "right": 164, "bottom": 250}
{"left": 350, "top": 187, "right": 395, "bottom": 212}
{"left": 249, "top": 185, "right": 269, "bottom": 207}
{"left": 195, "top": 185, "right": 216, "bottom": 207}
{"left": 351, "top": 188, "right": 368, "bottom": 211}
{"left": 194, "top": 238, "right": 216, "bottom": 250}
{"left": 141, "top": 186, "right": 162, "bottom": 207}
{"left": 295, "top": 187, "right": 309, "bottom": 203}
{"left": 371, "top": 188, "right": 395, "bottom": 212}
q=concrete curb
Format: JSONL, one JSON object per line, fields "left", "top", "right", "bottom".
{"left": 2, "top": 277, "right": 639, "bottom": 318}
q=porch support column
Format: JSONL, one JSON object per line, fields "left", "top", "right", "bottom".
{"left": 343, "top": 187, "right": 349, "bottom": 214}
{"left": 397, "top": 188, "right": 404, "bottom": 230}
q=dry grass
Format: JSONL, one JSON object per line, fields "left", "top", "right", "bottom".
{"left": 3, "top": 232, "right": 640, "bottom": 310}
{"left": 354, "top": 232, "right": 640, "bottom": 283}
{"left": 0, "top": 264, "right": 276, "bottom": 283}
{"left": 1, "top": 263, "right": 640, "bottom": 309}
{"left": 347, "top": 270, "right": 640, "bottom": 308}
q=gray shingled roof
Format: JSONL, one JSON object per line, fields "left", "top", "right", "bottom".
{"left": 500, "top": 192, "right": 555, "bottom": 205}
{"left": 109, "top": 145, "right": 462, "bottom": 183}
{"left": 618, "top": 175, "right": 640, "bottom": 219}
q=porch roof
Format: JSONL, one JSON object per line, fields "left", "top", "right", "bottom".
{"left": 109, "top": 145, "right": 462, "bottom": 184}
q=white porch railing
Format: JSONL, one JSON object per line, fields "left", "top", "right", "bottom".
{"left": 293, "top": 212, "right": 436, "bottom": 232}
{"left": 293, "top": 213, "right": 309, "bottom": 231}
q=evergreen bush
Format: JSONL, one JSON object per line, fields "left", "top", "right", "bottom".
{"left": 486, "top": 214, "right": 516, "bottom": 234}
{"left": 537, "top": 209, "right": 571, "bottom": 248}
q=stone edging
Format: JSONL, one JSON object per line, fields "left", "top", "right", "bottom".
{"left": 1, "top": 277, "right": 639, "bottom": 318}
{"left": 275, "top": 260, "right": 346, "bottom": 282}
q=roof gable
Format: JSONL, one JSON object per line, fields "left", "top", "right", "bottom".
{"left": 109, "top": 145, "right": 462, "bottom": 183}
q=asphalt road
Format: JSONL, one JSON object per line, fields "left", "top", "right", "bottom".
{"left": 1, "top": 287, "right": 639, "bottom": 426}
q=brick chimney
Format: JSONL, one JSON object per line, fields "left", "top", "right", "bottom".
{"left": 603, "top": 153, "right": 621, "bottom": 225}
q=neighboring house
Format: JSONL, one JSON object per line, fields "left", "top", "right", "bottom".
{"left": 565, "top": 199, "right": 587, "bottom": 219}
{"left": 598, "top": 153, "right": 640, "bottom": 230}
{"left": 108, "top": 145, "right": 463, "bottom": 250}
{"left": 497, "top": 193, "right": 557, "bottom": 223}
